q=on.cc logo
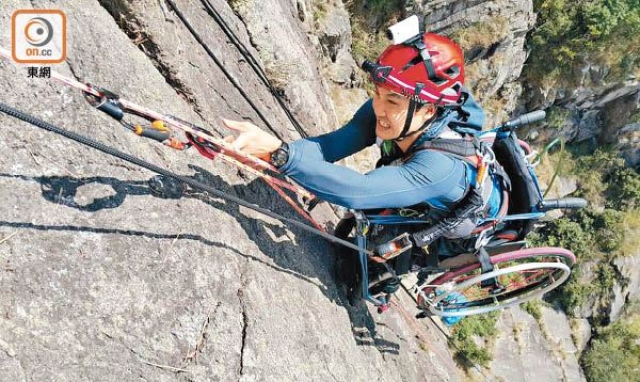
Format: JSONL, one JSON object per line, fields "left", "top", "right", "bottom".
{"left": 24, "top": 17, "right": 54, "bottom": 47}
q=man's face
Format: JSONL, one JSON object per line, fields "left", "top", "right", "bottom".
{"left": 372, "top": 86, "right": 435, "bottom": 141}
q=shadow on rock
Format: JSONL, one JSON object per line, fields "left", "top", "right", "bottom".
{"left": 0, "top": 219, "right": 320, "bottom": 289}
{"left": 1, "top": 166, "right": 401, "bottom": 351}
{"left": 349, "top": 301, "right": 401, "bottom": 355}
{"left": 1, "top": 173, "right": 155, "bottom": 211}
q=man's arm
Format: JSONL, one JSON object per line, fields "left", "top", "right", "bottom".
{"left": 221, "top": 99, "right": 376, "bottom": 162}
{"left": 280, "top": 150, "right": 467, "bottom": 209}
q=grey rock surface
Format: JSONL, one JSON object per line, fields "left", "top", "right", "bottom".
{"left": 610, "top": 252, "right": 640, "bottom": 321}
{"left": 313, "top": 1, "right": 359, "bottom": 87}
{"left": 228, "top": 0, "right": 338, "bottom": 136}
{"left": 316, "top": 5, "right": 352, "bottom": 63}
{"left": 541, "top": 306, "right": 586, "bottom": 381}
{"left": 573, "top": 110, "right": 602, "bottom": 143}
{"left": 529, "top": 66, "right": 640, "bottom": 165}
{"left": 619, "top": 122, "right": 640, "bottom": 168}
{"left": 571, "top": 261, "right": 600, "bottom": 319}
{"left": 572, "top": 318, "right": 592, "bottom": 354}
{"left": 608, "top": 282, "right": 626, "bottom": 323}
{"left": 490, "top": 307, "right": 585, "bottom": 381}
{"left": 0, "top": 1, "right": 462, "bottom": 381}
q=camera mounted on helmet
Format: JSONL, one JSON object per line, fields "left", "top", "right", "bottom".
{"left": 386, "top": 15, "right": 421, "bottom": 45}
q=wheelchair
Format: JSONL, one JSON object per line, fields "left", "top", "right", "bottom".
{"left": 334, "top": 112, "right": 587, "bottom": 318}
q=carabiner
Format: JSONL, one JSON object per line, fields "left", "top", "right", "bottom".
{"left": 474, "top": 229, "right": 492, "bottom": 250}
{"left": 354, "top": 211, "right": 370, "bottom": 236}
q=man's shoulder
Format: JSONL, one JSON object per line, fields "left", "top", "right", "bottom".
{"left": 404, "top": 148, "right": 461, "bottom": 167}
{"left": 408, "top": 130, "right": 467, "bottom": 157}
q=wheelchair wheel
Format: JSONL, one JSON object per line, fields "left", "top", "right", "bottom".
{"left": 417, "top": 247, "right": 576, "bottom": 318}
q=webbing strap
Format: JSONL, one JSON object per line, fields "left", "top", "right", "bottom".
{"left": 476, "top": 247, "right": 493, "bottom": 273}
{"left": 476, "top": 246, "right": 498, "bottom": 288}
{"left": 395, "top": 99, "right": 418, "bottom": 142}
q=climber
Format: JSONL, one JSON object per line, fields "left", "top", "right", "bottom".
{"left": 222, "top": 20, "right": 504, "bottom": 299}
{"left": 222, "top": 30, "right": 498, "bottom": 222}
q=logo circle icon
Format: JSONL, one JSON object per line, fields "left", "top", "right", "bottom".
{"left": 24, "top": 17, "right": 54, "bottom": 47}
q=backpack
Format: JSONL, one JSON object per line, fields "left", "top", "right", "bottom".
{"left": 407, "top": 127, "right": 544, "bottom": 248}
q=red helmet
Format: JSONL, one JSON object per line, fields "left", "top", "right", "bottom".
{"left": 363, "top": 33, "right": 465, "bottom": 106}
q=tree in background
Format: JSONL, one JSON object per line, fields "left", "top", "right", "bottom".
{"left": 528, "top": 0, "right": 640, "bottom": 85}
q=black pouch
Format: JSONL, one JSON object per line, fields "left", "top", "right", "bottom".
{"left": 491, "top": 131, "right": 543, "bottom": 239}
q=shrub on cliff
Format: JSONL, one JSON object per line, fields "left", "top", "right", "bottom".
{"left": 582, "top": 314, "right": 640, "bottom": 382}
{"left": 527, "top": 0, "right": 640, "bottom": 85}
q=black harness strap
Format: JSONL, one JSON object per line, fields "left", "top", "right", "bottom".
{"left": 409, "top": 137, "right": 479, "bottom": 160}
{"left": 396, "top": 98, "right": 418, "bottom": 142}
{"left": 476, "top": 247, "right": 494, "bottom": 274}
{"left": 412, "top": 187, "right": 484, "bottom": 248}
{"left": 395, "top": 82, "right": 425, "bottom": 142}
{"left": 476, "top": 246, "right": 499, "bottom": 288}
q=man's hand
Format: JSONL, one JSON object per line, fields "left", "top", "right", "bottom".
{"left": 222, "top": 119, "right": 283, "bottom": 161}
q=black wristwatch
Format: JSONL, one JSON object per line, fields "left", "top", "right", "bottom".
{"left": 270, "top": 142, "right": 290, "bottom": 168}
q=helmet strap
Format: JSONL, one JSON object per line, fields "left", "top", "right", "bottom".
{"left": 394, "top": 83, "right": 425, "bottom": 142}
{"left": 395, "top": 112, "right": 439, "bottom": 142}
{"left": 394, "top": 99, "right": 418, "bottom": 142}
{"left": 410, "top": 39, "right": 437, "bottom": 82}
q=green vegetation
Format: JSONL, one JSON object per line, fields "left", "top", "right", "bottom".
{"left": 544, "top": 107, "right": 572, "bottom": 129}
{"left": 570, "top": 148, "right": 640, "bottom": 210}
{"left": 345, "top": 0, "right": 405, "bottom": 95}
{"left": 450, "top": 311, "right": 499, "bottom": 368}
{"left": 450, "top": 17, "right": 510, "bottom": 53}
{"left": 528, "top": 143, "right": 640, "bottom": 374}
{"left": 312, "top": 2, "right": 327, "bottom": 23}
{"left": 226, "top": 0, "right": 247, "bottom": 11}
{"left": 581, "top": 314, "right": 640, "bottom": 382}
{"left": 531, "top": 211, "right": 635, "bottom": 314}
{"left": 529, "top": 147, "right": 640, "bottom": 313}
{"left": 526, "top": 0, "right": 640, "bottom": 87}
{"left": 522, "top": 299, "right": 543, "bottom": 321}
{"left": 554, "top": 269, "right": 595, "bottom": 315}
{"left": 532, "top": 208, "right": 625, "bottom": 261}
{"left": 346, "top": 0, "right": 404, "bottom": 65}
{"left": 350, "top": 25, "right": 390, "bottom": 71}
{"left": 450, "top": 17, "right": 512, "bottom": 118}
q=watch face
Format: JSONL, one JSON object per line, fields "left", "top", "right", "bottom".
{"left": 271, "top": 146, "right": 289, "bottom": 167}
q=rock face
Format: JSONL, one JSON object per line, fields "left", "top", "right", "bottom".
{"left": 408, "top": 0, "right": 536, "bottom": 126}
{"left": 228, "top": 0, "right": 340, "bottom": 136}
{"left": 526, "top": 59, "right": 640, "bottom": 167}
{"left": 0, "top": 1, "right": 461, "bottom": 381}
{"left": 610, "top": 252, "right": 640, "bottom": 321}
{"left": 490, "top": 307, "right": 585, "bottom": 381}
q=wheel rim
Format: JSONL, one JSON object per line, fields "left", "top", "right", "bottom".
{"left": 418, "top": 248, "right": 575, "bottom": 318}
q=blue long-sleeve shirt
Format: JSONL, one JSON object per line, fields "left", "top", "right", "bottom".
{"left": 279, "top": 92, "right": 486, "bottom": 211}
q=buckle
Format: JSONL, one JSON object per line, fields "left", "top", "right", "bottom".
{"left": 374, "top": 232, "right": 413, "bottom": 261}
